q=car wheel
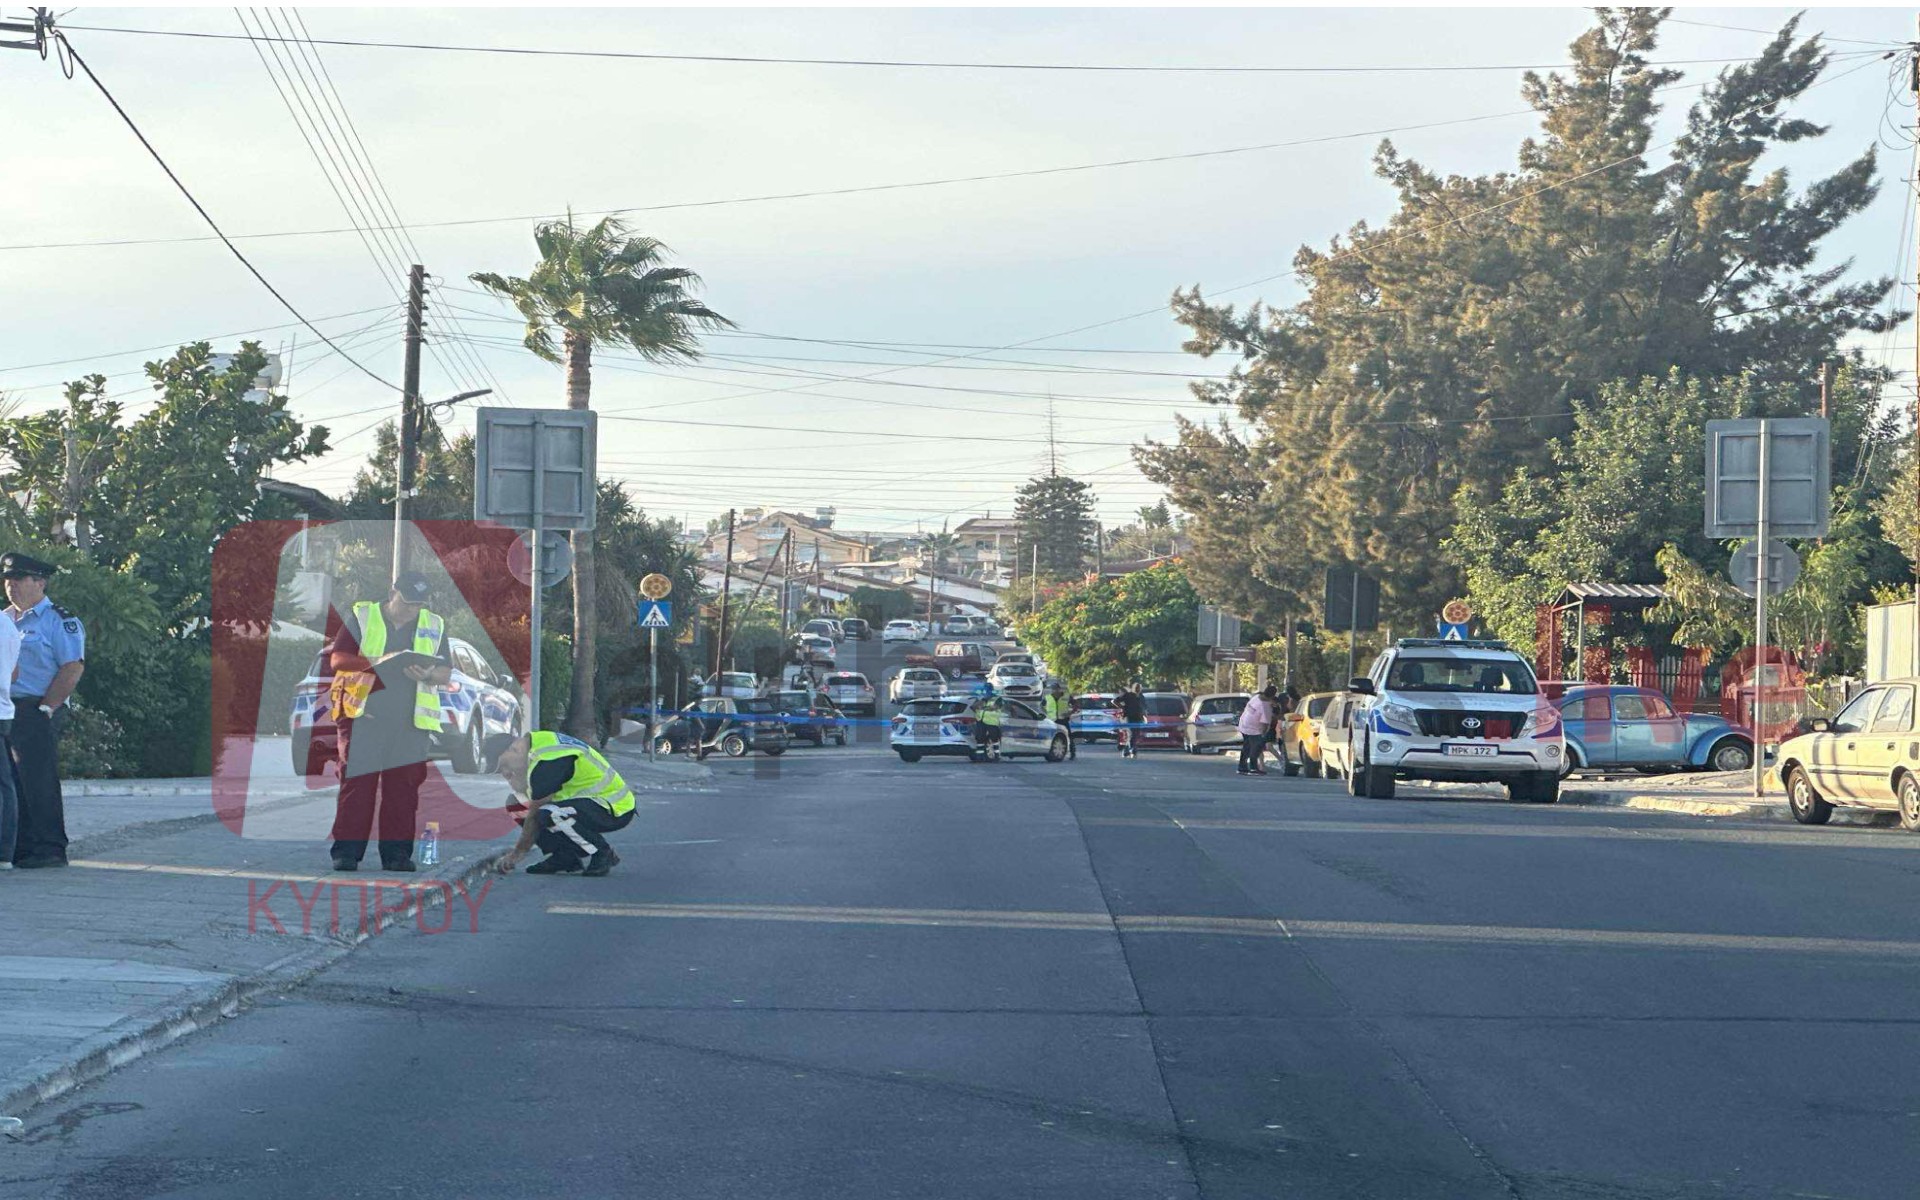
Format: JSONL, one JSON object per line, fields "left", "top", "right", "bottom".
{"left": 721, "top": 732, "right": 750, "bottom": 758}
{"left": 1901, "top": 772, "right": 1920, "bottom": 832}
{"left": 835, "top": 731, "right": 848, "bottom": 747}
{"left": 291, "top": 729, "right": 313, "bottom": 776}
{"left": 1558, "top": 747, "right": 1580, "bottom": 779}
{"left": 451, "top": 717, "right": 484, "bottom": 774}
{"left": 652, "top": 736, "right": 675, "bottom": 757}
{"left": 1281, "top": 758, "right": 1300, "bottom": 777}
{"left": 1786, "top": 766, "right": 1833, "bottom": 826}
{"left": 1364, "top": 765, "right": 1396, "bottom": 799}
{"left": 1346, "top": 754, "right": 1366, "bottom": 797}
{"left": 948, "top": 668, "right": 964, "bottom": 680}
{"left": 1302, "top": 757, "right": 1322, "bottom": 778}
{"left": 1707, "top": 737, "right": 1753, "bottom": 773}
{"left": 764, "top": 747, "right": 786, "bottom": 757}
{"left": 897, "top": 750, "right": 921, "bottom": 763}
{"left": 1528, "top": 771, "right": 1559, "bottom": 804}
{"left": 1045, "top": 734, "right": 1069, "bottom": 763}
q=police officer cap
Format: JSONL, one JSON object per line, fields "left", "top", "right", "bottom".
{"left": 391, "top": 570, "right": 433, "bottom": 602}
{"left": 1, "top": 553, "right": 56, "bottom": 579}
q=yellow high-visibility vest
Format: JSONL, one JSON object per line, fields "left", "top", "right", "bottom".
{"left": 330, "top": 601, "right": 446, "bottom": 731}
{"left": 527, "top": 731, "right": 635, "bottom": 818}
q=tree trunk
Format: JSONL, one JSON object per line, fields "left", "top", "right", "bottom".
{"left": 563, "top": 330, "right": 598, "bottom": 741}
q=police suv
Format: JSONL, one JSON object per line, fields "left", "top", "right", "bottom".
{"left": 1343, "top": 638, "right": 1564, "bottom": 803}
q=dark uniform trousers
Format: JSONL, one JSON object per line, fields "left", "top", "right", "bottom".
{"left": 532, "top": 801, "right": 633, "bottom": 867}
{"left": 12, "top": 700, "right": 66, "bottom": 864}
{"left": 329, "top": 715, "right": 426, "bottom": 867}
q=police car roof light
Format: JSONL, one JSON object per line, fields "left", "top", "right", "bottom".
{"left": 1394, "top": 637, "right": 1513, "bottom": 651}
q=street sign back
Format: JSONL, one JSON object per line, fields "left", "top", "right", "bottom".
{"left": 474, "top": 407, "right": 598, "bottom": 531}
{"left": 1197, "top": 605, "right": 1241, "bottom": 649}
{"left": 1729, "top": 538, "right": 1800, "bottom": 598}
{"left": 1323, "top": 569, "right": 1380, "bottom": 633}
{"left": 1705, "top": 418, "right": 1828, "bottom": 539}
{"left": 1207, "top": 645, "right": 1255, "bottom": 664}
{"left": 507, "top": 530, "right": 573, "bottom": 589}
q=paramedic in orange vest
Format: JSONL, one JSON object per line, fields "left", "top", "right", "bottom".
{"left": 325, "top": 571, "right": 451, "bottom": 872}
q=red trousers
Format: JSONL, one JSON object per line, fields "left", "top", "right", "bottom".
{"left": 329, "top": 716, "right": 427, "bottom": 865}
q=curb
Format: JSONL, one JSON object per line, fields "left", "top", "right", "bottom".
{"left": 1560, "top": 788, "right": 1790, "bottom": 821}
{"left": 0, "top": 844, "right": 510, "bottom": 1123}
{"left": 65, "top": 779, "right": 315, "bottom": 798}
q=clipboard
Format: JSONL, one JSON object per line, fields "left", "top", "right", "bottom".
{"left": 370, "top": 650, "right": 453, "bottom": 685}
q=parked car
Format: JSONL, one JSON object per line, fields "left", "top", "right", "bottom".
{"left": 925, "top": 641, "right": 995, "bottom": 680}
{"left": 822, "top": 671, "right": 879, "bottom": 715}
{"left": 840, "top": 618, "right": 872, "bottom": 641}
{"left": 1776, "top": 678, "right": 1920, "bottom": 828}
{"left": 1343, "top": 638, "right": 1564, "bottom": 803}
{"left": 291, "top": 636, "right": 526, "bottom": 777}
{"left": 889, "top": 696, "right": 1070, "bottom": 763}
{"left": 701, "top": 671, "right": 760, "bottom": 700}
{"left": 889, "top": 667, "right": 947, "bottom": 704}
{"left": 1072, "top": 693, "right": 1125, "bottom": 743}
{"left": 797, "top": 634, "right": 836, "bottom": 666}
{"left": 1554, "top": 685, "right": 1753, "bottom": 777}
{"left": 773, "top": 689, "right": 849, "bottom": 747}
{"left": 882, "top": 619, "right": 920, "bottom": 643}
{"left": 1277, "top": 691, "right": 1340, "bottom": 776}
{"left": 802, "top": 618, "right": 842, "bottom": 643}
{"left": 650, "top": 697, "right": 790, "bottom": 757}
{"left": 1181, "top": 692, "right": 1248, "bottom": 754}
{"left": 943, "top": 615, "right": 981, "bottom": 636}
{"left": 1317, "top": 693, "right": 1360, "bottom": 780}
{"left": 994, "top": 651, "right": 1039, "bottom": 671}
{"left": 987, "top": 661, "right": 1043, "bottom": 700}
{"left": 1138, "top": 692, "right": 1191, "bottom": 749}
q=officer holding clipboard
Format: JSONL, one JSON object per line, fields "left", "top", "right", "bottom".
{"left": 325, "top": 571, "right": 451, "bottom": 871}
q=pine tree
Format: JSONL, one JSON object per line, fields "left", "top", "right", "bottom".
{"left": 1015, "top": 474, "right": 1096, "bottom": 577}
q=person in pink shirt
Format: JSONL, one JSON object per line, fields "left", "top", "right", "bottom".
{"left": 1237, "top": 686, "right": 1276, "bottom": 776}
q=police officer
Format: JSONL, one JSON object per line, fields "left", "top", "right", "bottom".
{"left": 1044, "top": 682, "right": 1075, "bottom": 761}
{"left": 5, "top": 553, "right": 83, "bottom": 869}
{"left": 491, "top": 731, "right": 634, "bottom": 876}
{"left": 325, "top": 571, "right": 450, "bottom": 872}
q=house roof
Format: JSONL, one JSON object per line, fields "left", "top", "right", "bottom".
{"left": 1554, "top": 582, "right": 1668, "bottom": 607}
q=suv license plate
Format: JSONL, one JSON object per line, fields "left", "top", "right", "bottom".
{"left": 1444, "top": 744, "right": 1498, "bottom": 758}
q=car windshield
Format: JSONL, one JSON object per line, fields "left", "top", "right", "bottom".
{"left": 1387, "top": 656, "right": 1537, "bottom": 694}
{"left": 827, "top": 674, "right": 866, "bottom": 686}
{"left": 996, "top": 665, "right": 1036, "bottom": 677}
{"left": 774, "top": 691, "right": 812, "bottom": 711}
{"left": 1198, "top": 696, "right": 1248, "bottom": 716}
{"left": 735, "top": 698, "right": 780, "bottom": 715}
{"left": 1077, "top": 695, "right": 1118, "bottom": 708}
{"left": 901, "top": 699, "right": 970, "bottom": 717}
{"left": 1142, "top": 695, "right": 1187, "bottom": 716}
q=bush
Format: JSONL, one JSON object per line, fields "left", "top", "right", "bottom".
{"left": 59, "top": 700, "right": 130, "bottom": 779}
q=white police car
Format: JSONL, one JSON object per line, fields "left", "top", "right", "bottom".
{"left": 889, "top": 696, "right": 1070, "bottom": 763}
{"left": 1343, "top": 639, "right": 1563, "bottom": 803}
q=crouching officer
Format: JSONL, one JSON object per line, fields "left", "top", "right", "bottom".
{"left": 491, "top": 731, "right": 635, "bottom": 877}
{"left": 5, "top": 553, "right": 84, "bottom": 870}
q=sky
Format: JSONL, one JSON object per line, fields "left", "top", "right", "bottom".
{"left": 1, "top": 5, "right": 1914, "bottom": 538}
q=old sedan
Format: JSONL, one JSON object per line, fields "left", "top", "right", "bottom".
{"left": 1553, "top": 685, "right": 1753, "bottom": 776}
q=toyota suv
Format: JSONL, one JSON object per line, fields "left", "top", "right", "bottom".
{"left": 1343, "top": 639, "right": 1563, "bottom": 803}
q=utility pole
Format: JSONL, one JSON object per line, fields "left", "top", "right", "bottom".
{"left": 714, "top": 508, "right": 735, "bottom": 680}
{"left": 391, "top": 263, "right": 425, "bottom": 582}
{"left": 62, "top": 385, "right": 89, "bottom": 558}
{"left": 1912, "top": 27, "right": 1919, "bottom": 676}
{"left": 813, "top": 536, "right": 823, "bottom": 610}
{"left": 1031, "top": 542, "right": 1039, "bottom": 610}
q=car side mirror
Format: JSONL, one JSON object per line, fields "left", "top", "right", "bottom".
{"left": 1805, "top": 717, "right": 1831, "bottom": 734}
{"left": 1347, "top": 677, "right": 1376, "bottom": 696}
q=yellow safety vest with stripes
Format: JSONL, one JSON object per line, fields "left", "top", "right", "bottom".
{"left": 331, "top": 601, "right": 446, "bottom": 732}
{"left": 528, "top": 731, "right": 635, "bottom": 818}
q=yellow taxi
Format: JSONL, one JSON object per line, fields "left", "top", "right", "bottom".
{"left": 1775, "top": 678, "right": 1920, "bottom": 830}
{"left": 1277, "top": 691, "right": 1341, "bottom": 778}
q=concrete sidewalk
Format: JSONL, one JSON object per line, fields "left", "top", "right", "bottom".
{"left": 2, "top": 754, "right": 711, "bottom": 1122}
{"left": 1422, "top": 770, "right": 1896, "bottom": 827}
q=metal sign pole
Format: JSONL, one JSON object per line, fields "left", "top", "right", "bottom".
{"left": 1754, "top": 419, "right": 1770, "bottom": 800}
{"left": 648, "top": 626, "right": 658, "bottom": 763}
{"left": 529, "top": 416, "right": 545, "bottom": 733}
{"left": 1346, "top": 570, "right": 1359, "bottom": 680}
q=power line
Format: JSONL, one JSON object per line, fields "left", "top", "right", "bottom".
{"left": 55, "top": 23, "right": 1800, "bottom": 75}
{"left": 0, "top": 303, "right": 397, "bottom": 378}
{"left": 46, "top": 28, "right": 400, "bottom": 392}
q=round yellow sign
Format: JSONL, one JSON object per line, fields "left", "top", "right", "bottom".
{"left": 639, "top": 573, "right": 673, "bottom": 601}
{"left": 1442, "top": 598, "right": 1473, "bottom": 625}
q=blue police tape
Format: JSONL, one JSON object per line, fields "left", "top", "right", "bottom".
{"left": 623, "top": 707, "right": 1152, "bottom": 732}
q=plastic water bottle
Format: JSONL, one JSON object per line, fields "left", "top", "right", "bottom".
{"left": 419, "top": 822, "right": 440, "bottom": 867}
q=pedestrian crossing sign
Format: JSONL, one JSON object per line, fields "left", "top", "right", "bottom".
{"left": 638, "top": 600, "right": 672, "bottom": 629}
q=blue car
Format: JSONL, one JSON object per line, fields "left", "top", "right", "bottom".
{"left": 1553, "top": 685, "right": 1753, "bottom": 776}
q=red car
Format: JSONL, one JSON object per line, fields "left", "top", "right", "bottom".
{"left": 1137, "top": 692, "right": 1192, "bottom": 749}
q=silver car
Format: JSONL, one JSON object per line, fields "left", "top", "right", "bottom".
{"left": 987, "top": 662, "right": 1042, "bottom": 699}
{"left": 823, "top": 671, "right": 878, "bottom": 716}
{"left": 890, "top": 667, "right": 947, "bottom": 704}
{"left": 1183, "top": 692, "right": 1250, "bottom": 753}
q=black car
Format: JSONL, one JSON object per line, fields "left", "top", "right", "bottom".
{"left": 840, "top": 618, "right": 872, "bottom": 641}
{"left": 649, "top": 697, "right": 790, "bottom": 757}
{"left": 773, "top": 690, "right": 850, "bottom": 746}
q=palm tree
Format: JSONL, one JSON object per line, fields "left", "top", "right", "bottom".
{"left": 472, "top": 214, "right": 731, "bottom": 739}
{"left": 922, "top": 529, "right": 962, "bottom": 628}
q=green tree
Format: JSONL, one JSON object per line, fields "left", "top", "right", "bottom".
{"left": 1020, "top": 561, "right": 1211, "bottom": 690}
{"left": 848, "top": 585, "right": 914, "bottom": 627}
{"left": 1014, "top": 473, "right": 1096, "bottom": 576}
{"left": 1139, "top": 11, "right": 1893, "bottom": 622}
{"left": 472, "top": 213, "right": 731, "bottom": 738}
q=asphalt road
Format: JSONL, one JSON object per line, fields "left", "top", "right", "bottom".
{"left": 9, "top": 709, "right": 1920, "bottom": 1198}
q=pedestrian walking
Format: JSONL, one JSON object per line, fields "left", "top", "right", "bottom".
{"left": 6, "top": 553, "right": 83, "bottom": 869}
{"left": 492, "top": 731, "right": 635, "bottom": 876}
{"left": 1238, "top": 686, "right": 1276, "bottom": 776}
{"left": 325, "top": 571, "right": 450, "bottom": 872}
{"left": 1044, "top": 682, "right": 1075, "bottom": 761}
{"left": 1117, "top": 682, "right": 1146, "bottom": 759}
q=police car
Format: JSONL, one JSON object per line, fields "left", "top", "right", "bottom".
{"left": 290, "top": 637, "right": 526, "bottom": 776}
{"left": 889, "top": 697, "right": 1070, "bottom": 763}
{"left": 1343, "top": 638, "right": 1564, "bottom": 803}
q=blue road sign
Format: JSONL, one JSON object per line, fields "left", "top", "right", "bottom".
{"left": 638, "top": 600, "right": 672, "bottom": 629}
{"left": 1438, "top": 622, "right": 1469, "bottom": 641}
